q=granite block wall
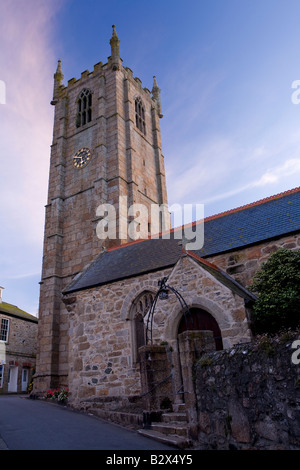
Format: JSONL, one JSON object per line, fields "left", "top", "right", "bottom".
{"left": 195, "top": 332, "right": 300, "bottom": 449}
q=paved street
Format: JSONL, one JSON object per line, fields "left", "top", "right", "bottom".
{"left": 0, "top": 395, "right": 174, "bottom": 450}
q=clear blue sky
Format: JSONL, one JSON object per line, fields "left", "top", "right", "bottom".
{"left": 1, "top": 0, "right": 300, "bottom": 314}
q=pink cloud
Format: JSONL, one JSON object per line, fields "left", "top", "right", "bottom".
{"left": 0, "top": 0, "right": 64, "bottom": 244}
{"left": 0, "top": 0, "right": 65, "bottom": 296}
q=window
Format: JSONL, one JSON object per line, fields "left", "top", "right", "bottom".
{"left": 22, "top": 368, "right": 28, "bottom": 392}
{"left": 134, "top": 313, "right": 145, "bottom": 362}
{"left": 22, "top": 369, "right": 28, "bottom": 382}
{"left": 135, "top": 98, "right": 146, "bottom": 135}
{"left": 76, "top": 89, "right": 92, "bottom": 128}
{"left": 0, "top": 318, "right": 9, "bottom": 342}
{"left": 131, "top": 292, "right": 153, "bottom": 363}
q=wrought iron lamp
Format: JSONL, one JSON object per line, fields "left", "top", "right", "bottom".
{"left": 145, "top": 277, "right": 192, "bottom": 344}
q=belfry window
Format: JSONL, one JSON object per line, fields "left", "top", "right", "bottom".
{"left": 76, "top": 89, "right": 92, "bottom": 128}
{"left": 135, "top": 98, "right": 146, "bottom": 135}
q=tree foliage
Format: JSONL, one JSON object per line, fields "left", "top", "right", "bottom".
{"left": 250, "top": 248, "right": 300, "bottom": 334}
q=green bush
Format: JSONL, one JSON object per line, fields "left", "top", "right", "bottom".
{"left": 250, "top": 248, "right": 300, "bottom": 334}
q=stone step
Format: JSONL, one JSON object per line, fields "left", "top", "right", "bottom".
{"left": 137, "top": 402, "right": 191, "bottom": 449}
{"left": 149, "top": 422, "right": 188, "bottom": 438}
{"left": 162, "top": 412, "right": 187, "bottom": 423}
{"left": 137, "top": 429, "right": 192, "bottom": 449}
{"left": 173, "top": 403, "right": 186, "bottom": 413}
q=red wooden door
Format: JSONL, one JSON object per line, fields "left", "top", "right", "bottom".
{"left": 178, "top": 307, "right": 223, "bottom": 350}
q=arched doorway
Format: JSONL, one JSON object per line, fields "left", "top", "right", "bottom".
{"left": 173, "top": 308, "right": 223, "bottom": 406}
{"left": 178, "top": 307, "right": 223, "bottom": 350}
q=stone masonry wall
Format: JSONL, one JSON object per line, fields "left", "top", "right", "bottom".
{"left": 64, "top": 254, "right": 252, "bottom": 410}
{"left": 195, "top": 333, "right": 300, "bottom": 449}
{"left": 208, "top": 233, "right": 300, "bottom": 288}
{"left": 0, "top": 313, "right": 38, "bottom": 394}
{"left": 65, "top": 268, "right": 173, "bottom": 409}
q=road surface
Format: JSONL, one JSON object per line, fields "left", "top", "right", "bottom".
{"left": 0, "top": 395, "right": 174, "bottom": 451}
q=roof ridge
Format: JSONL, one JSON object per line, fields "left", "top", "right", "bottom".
{"left": 1, "top": 301, "right": 30, "bottom": 314}
{"left": 107, "top": 237, "right": 150, "bottom": 252}
{"left": 0, "top": 301, "right": 38, "bottom": 321}
{"left": 185, "top": 249, "right": 220, "bottom": 271}
{"left": 106, "top": 233, "right": 180, "bottom": 252}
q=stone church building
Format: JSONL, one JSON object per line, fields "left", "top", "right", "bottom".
{"left": 33, "top": 27, "right": 300, "bottom": 419}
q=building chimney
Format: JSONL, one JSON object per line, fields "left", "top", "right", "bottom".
{"left": 0, "top": 286, "right": 4, "bottom": 303}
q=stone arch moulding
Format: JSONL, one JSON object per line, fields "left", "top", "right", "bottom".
{"left": 164, "top": 295, "right": 232, "bottom": 345}
{"left": 120, "top": 282, "right": 158, "bottom": 321}
{"left": 76, "top": 87, "right": 93, "bottom": 102}
{"left": 133, "top": 93, "right": 145, "bottom": 103}
{"left": 128, "top": 289, "right": 156, "bottom": 365}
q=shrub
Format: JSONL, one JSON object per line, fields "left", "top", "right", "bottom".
{"left": 250, "top": 248, "right": 300, "bottom": 334}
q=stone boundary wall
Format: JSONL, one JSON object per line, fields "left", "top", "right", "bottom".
{"left": 195, "top": 333, "right": 300, "bottom": 449}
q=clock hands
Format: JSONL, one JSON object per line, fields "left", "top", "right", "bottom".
{"left": 73, "top": 148, "right": 91, "bottom": 168}
{"left": 73, "top": 156, "right": 83, "bottom": 168}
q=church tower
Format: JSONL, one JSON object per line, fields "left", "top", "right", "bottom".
{"left": 34, "top": 26, "right": 168, "bottom": 393}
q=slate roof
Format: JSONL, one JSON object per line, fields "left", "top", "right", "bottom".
{"left": 194, "top": 187, "right": 300, "bottom": 258}
{"left": 64, "top": 187, "right": 300, "bottom": 294}
{"left": 0, "top": 302, "right": 38, "bottom": 323}
{"left": 65, "top": 238, "right": 183, "bottom": 293}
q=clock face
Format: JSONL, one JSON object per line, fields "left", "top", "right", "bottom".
{"left": 73, "top": 147, "right": 91, "bottom": 168}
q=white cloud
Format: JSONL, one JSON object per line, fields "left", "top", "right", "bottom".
{"left": 167, "top": 136, "right": 242, "bottom": 204}
{"left": 167, "top": 120, "right": 300, "bottom": 214}
{"left": 199, "top": 158, "right": 300, "bottom": 207}
{"left": 255, "top": 158, "right": 300, "bottom": 187}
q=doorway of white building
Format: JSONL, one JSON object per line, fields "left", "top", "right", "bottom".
{"left": 8, "top": 365, "right": 18, "bottom": 392}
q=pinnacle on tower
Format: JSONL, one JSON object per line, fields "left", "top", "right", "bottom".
{"left": 51, "top": 59, "right": 64, "bottom": 105}
{"left": 54, "top": 59, "right": 64, "bottom": 83}
{"left": 152, "top": 76, "right": 163, "bottom": 118}
{"left": 109, "top": 25, "right": 121, "bottom": 70}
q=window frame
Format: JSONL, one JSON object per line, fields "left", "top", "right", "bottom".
{"left": 135, "top": 97, "right": 146, "bottom": 135}
{"left": 76, "top": 88, "right": 93, "bottom": 128}
{"left": 0, "top": 318, "right": 9, "bottom": 342}
{"left": 130, "top": 291, "right": 154, "bottom": 365}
